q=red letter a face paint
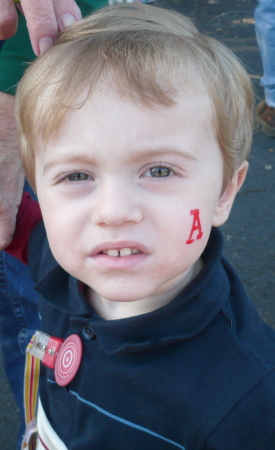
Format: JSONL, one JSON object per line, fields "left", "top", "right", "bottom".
{"left": 186, "top": 209, "right": 203, "bottom": 244}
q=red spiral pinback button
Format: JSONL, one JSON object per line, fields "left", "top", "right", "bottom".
{"left": 54, "top": 334, "right": 82, "bottom": 386}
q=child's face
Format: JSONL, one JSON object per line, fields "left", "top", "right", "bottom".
{"left": 35, "top": 86, "right": 242, "bottom": 319}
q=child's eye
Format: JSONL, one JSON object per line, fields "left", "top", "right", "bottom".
{"left": 67, "top": 172, "right": 89, "bottom": 182}
{"left": 54, "top": 171, "right": 94, "bottom": 188}
{"left": 145, "top": 166, "right": 172, "bottom": 178}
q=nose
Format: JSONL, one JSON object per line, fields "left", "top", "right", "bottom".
{"left": 91, "top": 180, "right": 142, "bottom": 227}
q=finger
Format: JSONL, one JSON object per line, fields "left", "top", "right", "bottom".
{"left": 53, "top": 0, "right": 82, "bottom": 32}
{"left": 0, "top": 0, "right": 18, "bottom": 39}
{"left": 20, "top": 0, "right": 58, "bottom": 55}
{"left": 20, "top": 0, "right": 81, "bottom": 56}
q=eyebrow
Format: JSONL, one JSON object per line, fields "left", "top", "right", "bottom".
{"left": 43, "top": 146, "right": 197, "bottom": 175}
{"left": 43, "top": 155, "right": 96, "bottom": 175}
{"left": 129, "top": 147, "right": 198, "bottom": 163}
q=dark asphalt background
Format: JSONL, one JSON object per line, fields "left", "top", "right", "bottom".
{"left": 0, "top": 0, "right": 274, "bottom": 447}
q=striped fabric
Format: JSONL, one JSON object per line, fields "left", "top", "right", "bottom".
{"left": 22, "top": 336, "right": 40, "bottom": 450}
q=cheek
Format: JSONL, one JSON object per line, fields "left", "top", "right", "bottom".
{"left": 41, "top": 206, "right": 80, "bottom": 260}
{"left": 159, "top": 206, "right": 208, "bottom": 257}
{"left": 40, "top": 194, "right": 85, "bottom": 233}
{"left": 169, "top": 206, "right": 213, "bottom": 257}
{"left": 158, "top": 205, "right": 205, "bottom": 239}
{"left": 156, "top": 207, "right": 208, "bottom": 276}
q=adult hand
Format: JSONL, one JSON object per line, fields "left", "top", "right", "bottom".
{"left": 0, "top": 92, "right": 25, "bottom": 250}
{"left": 0, "top": 0, "right": 82, "bottom": 56}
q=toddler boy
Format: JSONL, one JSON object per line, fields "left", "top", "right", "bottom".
{"left": 7, "top": 3, "right": 275, "bottom": 449}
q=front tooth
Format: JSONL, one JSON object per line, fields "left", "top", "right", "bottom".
{"left": 120, "top": 248, "right": 132, "bottom": 257}
{"left": 107, "top": 249, "right": 119, "bottom": 257}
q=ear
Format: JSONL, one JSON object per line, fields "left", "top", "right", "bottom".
{"left": 212, "top": 160, "right": 248, "bottom": 227}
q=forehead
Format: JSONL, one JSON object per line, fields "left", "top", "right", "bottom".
{"left": 54, "top": 85, "right": 216, "bottom": 142}
{"left": 38, "top": 84, "right": 222, "bottom": 175}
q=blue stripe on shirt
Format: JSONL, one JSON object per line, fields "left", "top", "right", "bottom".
{"left": 48, "top": 379, "right": 186, "bottom": 450}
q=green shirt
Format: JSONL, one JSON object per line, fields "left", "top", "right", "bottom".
{"left": 0, "top": 0, "right": 106, "bottom": 94}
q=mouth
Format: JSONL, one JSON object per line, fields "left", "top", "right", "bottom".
{"left": 90, "top": 242, "right": 148, "bottom": 269}
{"left": 100, "top": 248, "right": 141, "bottom": 257}
{"left": 91, "top": 241, "right": 148, "bottom": 258}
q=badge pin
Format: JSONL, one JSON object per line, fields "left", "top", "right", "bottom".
{"left": 27, "top": 331, "right": 82, "bottom": 386}
{"left": 55, "top": 334, "right": 83, "bottom": 386}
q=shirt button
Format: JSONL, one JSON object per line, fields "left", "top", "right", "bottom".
{"left": 82, "top": 325, "right": 95, "bottom": 340}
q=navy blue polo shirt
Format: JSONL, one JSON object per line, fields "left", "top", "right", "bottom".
{"left": 29, "top": 224, "right": 275, "bottom": 449}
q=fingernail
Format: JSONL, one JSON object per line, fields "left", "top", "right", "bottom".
{"left": 61, "top": 13, "right": 77, "bottom": 28}
{"left": 39, "top": 36, "right": 54, "bottom": 55}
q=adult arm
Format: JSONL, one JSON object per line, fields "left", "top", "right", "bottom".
{"left": 0, "top": 87, "right": 41, "bottom": 260}
{"left": 0, "top": 91, "right": 25, "bottom": 249}
{"left": 0, "top": 0, "right": 82, "bottom": 55}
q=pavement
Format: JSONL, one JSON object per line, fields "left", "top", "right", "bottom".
{"left": 0, "top": 0, "right": 274, "bottom": 448}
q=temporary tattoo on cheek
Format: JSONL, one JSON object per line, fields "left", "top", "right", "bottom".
{"left": 186, "top": 209, "right": 203, "bottom": 244}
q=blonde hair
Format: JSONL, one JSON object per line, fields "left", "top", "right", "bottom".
{"left": 16, "top": 3, "right": 254, "bottom": 188}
